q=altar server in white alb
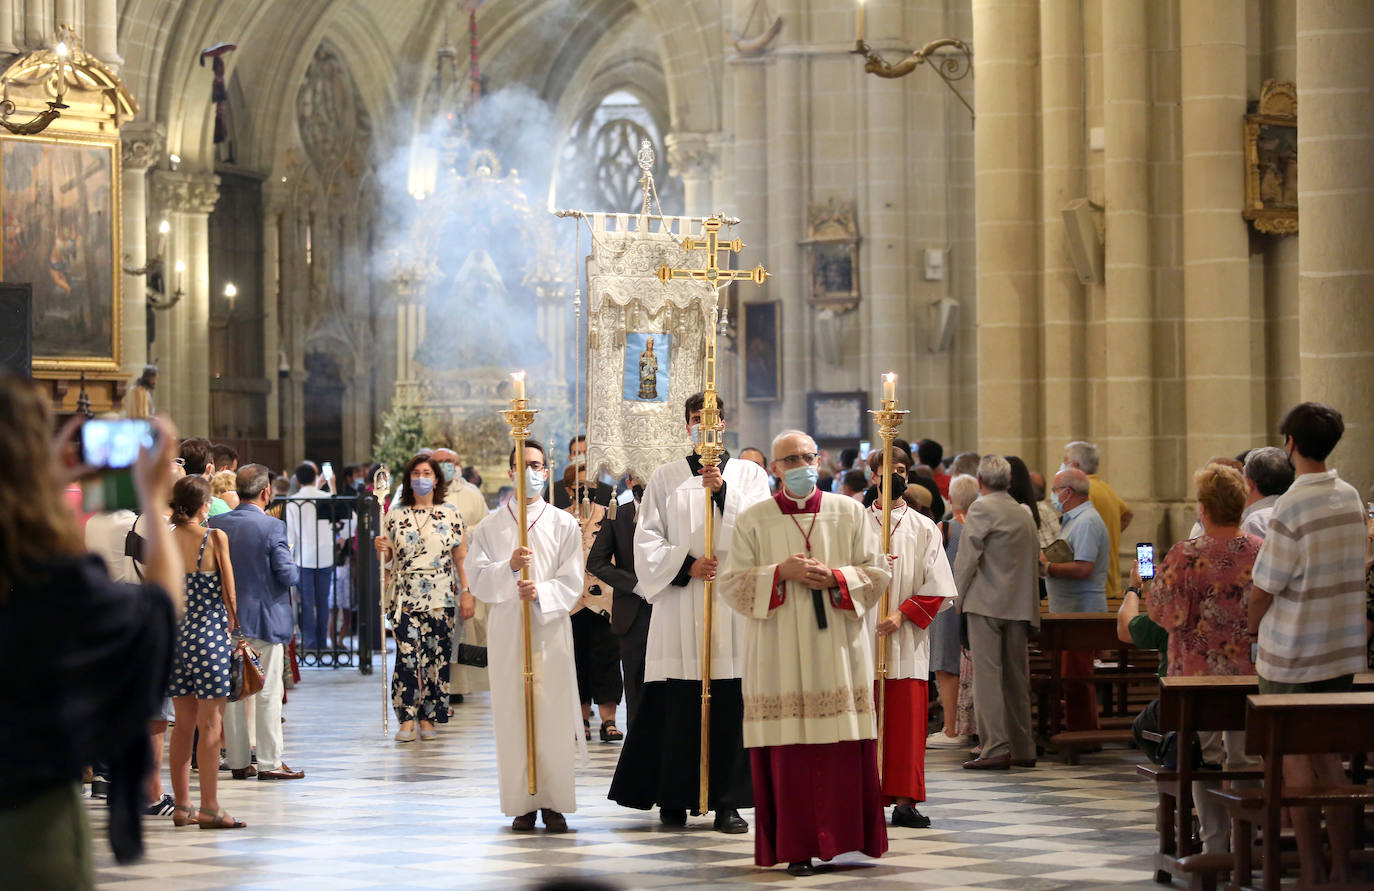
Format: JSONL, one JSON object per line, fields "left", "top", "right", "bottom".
{"left": 465, "top": 439, "right": 586, "bottom": 832}
{"left": 862, "top": 446, "right": 957, "bottom": 830}
{"left": 720, "top": 430, "right": 891, "bottom": 877}
{"left": 608, "top": 393, "right": 771, "bottom": 833}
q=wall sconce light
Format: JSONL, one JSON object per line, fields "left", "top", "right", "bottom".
{"left": 0, "top": 32, "right": 70, "bottom": 135}
{"left": 149, "top": 259, "right": 186, "bottom": 311}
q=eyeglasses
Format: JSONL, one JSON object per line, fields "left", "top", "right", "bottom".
{"left": 174, "top": 457, "right": 185, "bottom": 466}
{"left": 777, "top": 452, "right": 819, "bottom": 468}
{"left": 524, "top": 461, "right": 546, "bottom": 473}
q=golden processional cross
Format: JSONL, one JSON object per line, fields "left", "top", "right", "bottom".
{"left": 657, "top": 215, "right": 767, "bottom": 815}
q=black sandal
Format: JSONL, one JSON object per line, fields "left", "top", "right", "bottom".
{"left": 583, "top": 718, "right": 591, "bottom": 741}
{"left": 600, "top": 719, "right": 623, "bottom": 742}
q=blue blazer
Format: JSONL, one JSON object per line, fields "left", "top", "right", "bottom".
{"left": 209, "top": 503, "right": 300, "bottom": 644}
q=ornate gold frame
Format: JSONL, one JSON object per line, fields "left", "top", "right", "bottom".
{"left": 801, "top": 198, "right": 861, "bottom": 312}
{"left": 1243, "top": 79, "right": 1298, "bottom": 236}
{"left": 0, "top": 129, "right": 123, "bottom": 372}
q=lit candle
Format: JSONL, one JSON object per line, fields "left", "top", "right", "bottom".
{"left": 856, "top": 0, "right": 865, "bottom": 44}
{"left": 883, "top": 371, "right": 896, "bottom": 403}
{"left": 157, "top": 219, "right": 170, "bottom": 256}
{"left": 511, "top": 370, "right": 526, "bottom": 401}
{"left": 174, "top": 259, "right": 185, "bottom": 291}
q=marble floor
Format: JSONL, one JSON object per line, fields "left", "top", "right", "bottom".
{"left": 89, "top": 668, "right": 1171, "bottom": 890}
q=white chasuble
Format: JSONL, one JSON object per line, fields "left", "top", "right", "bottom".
{"left": 465, "top": 502, "right": 586, "bottom": 816}
{"left": 634, "top": 456, "right": 772, "bottom": 682}
{"left": 719, "top": 491, "right": 891, "bottom": 749}
{"left": 862, "top": 504, "right": 957, "bottom": 681}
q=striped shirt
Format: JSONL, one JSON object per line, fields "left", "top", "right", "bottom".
{"left": 1252, "top": 470, "right": 1367, "bottom": 683}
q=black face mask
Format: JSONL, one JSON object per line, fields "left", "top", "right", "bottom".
{"left": 631, "top": 484, "right": 644, "bottom": 502}
{"left": 862, "top": 472, "right": 909, "bottom": 509}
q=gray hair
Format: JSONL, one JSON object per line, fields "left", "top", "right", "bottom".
{"left": 1064, "top": 440, "right": 1100, "bottom": 474}
{"left": 977, "top": 455, "right": 1012, "bottom": 492}
{"left": 1244, "top": 446, "right": 1295, "bottom": 497}
{"left": 949, "top": 473, "right": 980, "bottom": 513}
{"left": 950, "top": 452, "right": 981, "bottom": 477}
{"left": 1057, "top": 467, "right": 1091, "bottom": 496}
{"left": 236, "top": 463, "right": 271, "bottom": 500}
{"left": 770, "top": 429, "right": 815, "bottom": 458}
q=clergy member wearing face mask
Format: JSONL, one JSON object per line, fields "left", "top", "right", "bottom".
{"left": 718, "top": 429, "right": 892, "bottom": 876}
{"left": 373, "top": 454, "right": 470, "bottom": 743}
{"left": 464, "top": 439, "right": 586, "bottom": 832}
{"left": 608, "top": 392, "right": 772, "bottom": 834}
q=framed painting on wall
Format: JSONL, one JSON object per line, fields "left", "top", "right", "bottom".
{"left": 807, "top": 390, "right": 869, "bottom": 448}
{"left": 0, "top": 132, "right": 122, "bottom": 372}
{"left": 742, "top": 300, "right": 781, "bottom": 402}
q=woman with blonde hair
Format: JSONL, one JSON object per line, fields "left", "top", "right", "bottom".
{"left": 0, "top": 377, "right": 185, "bottom": 884}
{"left": 211, "top": 469, "right": 239, "bottom": 510}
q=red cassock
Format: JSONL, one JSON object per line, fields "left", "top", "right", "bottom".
{"left": 877, "top": 593, "right": 944, "bottom": 803}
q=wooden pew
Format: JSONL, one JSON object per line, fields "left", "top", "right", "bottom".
{"left": 1211, "top": 691, "right": 1374, "bottom": 891}
{"left": 1036, "top": 613, "right": 1159, "bottom": 763}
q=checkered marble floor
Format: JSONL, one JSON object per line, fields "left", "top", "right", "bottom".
{"left": 89, "top": 669, "right": 1169, "bottom": 890}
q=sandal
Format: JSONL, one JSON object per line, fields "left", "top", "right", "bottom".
{"left": 172, "top": 804, "right": 199, "bottom": 828}
{"left": 197, "top": 808, "right": 247, "bottom": 830}
{"left": 583, "top": 718, "right": 591, "bottom": 741}
{"left": 600, "top": 719, "right": 624, "bottom": 743}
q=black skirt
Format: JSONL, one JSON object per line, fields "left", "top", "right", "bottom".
{"left": 608, "top": 678, "right": 753, "bottom": 813}
{"left": 571, "top": 609, "right": 623, "bottom": 705}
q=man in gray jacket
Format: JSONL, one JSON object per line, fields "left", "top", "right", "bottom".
{"left": 952, "top": 455, "right": 1041, "bottom": 770}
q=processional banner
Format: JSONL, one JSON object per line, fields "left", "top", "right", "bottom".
{"left": 584, "top": 213, "right": 711, "bottom": 481}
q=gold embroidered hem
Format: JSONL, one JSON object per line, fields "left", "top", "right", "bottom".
{"left": 744, "top": 685, "right": 875, "bottom": 722}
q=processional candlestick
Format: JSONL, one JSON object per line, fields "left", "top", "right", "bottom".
{"left": 500, "top": 372, "right": 540, "bottom": 795}
{"left": 657, "top": 215, "right": 768, "bottom": 814}
{"left": 868, "top": 375, "right": 908, "bottom": 778}
{"left": 373, "top": 464, "right": 394, "bottom": 734}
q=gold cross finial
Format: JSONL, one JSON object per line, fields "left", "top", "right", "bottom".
{"left": 657, "top": 216, "right": 769, "bottom": 288}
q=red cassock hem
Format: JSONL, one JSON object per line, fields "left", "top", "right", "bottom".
{"left": 749, "top": 739, "right": 889, "bottom": 867}
{"left": 878, "top": 678, "right": 928, "bottom": 803}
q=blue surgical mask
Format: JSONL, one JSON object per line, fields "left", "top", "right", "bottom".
{"left": 439, "top": 461, "right": 456, "bottom": 481}
{"left": 1050, "top": 488, "right": 1063, "bottom": 513}
{"left": 411, "top": 477, "right": 436, "bottom": 496}
{"left": 525, "top": 468, "right": 547, "bottom": 497}
{"left": 784, "top": 465, "right": 819, "bottom": 497}
{"left": 689, "top": 424, "right": 702, "bottom": 451}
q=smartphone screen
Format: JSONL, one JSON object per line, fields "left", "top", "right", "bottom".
{"left": 858, "top": 441, "right": 871, "bottom": 463}
{"left": 1137, "top": 542, "right": 1155, "bottom": 580}
{"left": 80, "top": 419, "right": 153, "bottom": 470}
{"left": 321, "top": 461, "right": 334, "bottom": 481}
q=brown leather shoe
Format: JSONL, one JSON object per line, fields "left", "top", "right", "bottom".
{"left": 540, "top": 809, "right": 568, "bottom": 832}
{"left": 230, "top": 765, "right": 257, "bottom": 780}
{"left": 962, "top": 756, "right": 1011, "bottom": 770}
{"left": 511, "top": 811, "right": 537, "bottom": 831}
{"left": 1011, "top": 758, "right": 1037, "bottom": 768}
{"left": 257, "top": 763, "right": 304, "bottom": 780}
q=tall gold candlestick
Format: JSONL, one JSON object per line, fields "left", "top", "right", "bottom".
{"left": 373, "top": 464, "right": 393, "bottom": 734}
{"left": 868, "top": 379, "right": 908, "bottom": 783}
{"left": 501, "top": 373, "right": 540, "bottom": 796}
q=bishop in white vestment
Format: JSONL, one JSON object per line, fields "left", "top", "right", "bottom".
{"left": 862, "top": 455, "right": 957, "bottom": 829}
{"left": 465, "top": 442, "right": 586, "bottom": 830}
{"left": 609, "top": 394, "right": 771, "bottom": 832}
{"left": 720, "top": 431, "right": 891, "bottom": 875}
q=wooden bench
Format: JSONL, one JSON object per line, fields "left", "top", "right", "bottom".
{"left": 1210, "top": 691, "right": 1374, "bottom": 891}
{"left": 1136, "top": 676, "right": 1267, "bottom": 889}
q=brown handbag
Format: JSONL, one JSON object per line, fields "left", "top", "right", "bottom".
{"left": 223, "top": 590, "right": 264, "bottom": 702}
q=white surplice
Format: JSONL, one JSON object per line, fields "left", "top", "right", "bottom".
{"left": 634, "top": 456, "right": 772, "bottom": 682}
{"left": 719, "top": 491, "right": 891, "bottom": 748}
{"left": 862, "top": 503, "right": 957, "bottom": 681}
{"left": 465, "top": 501, "right": 586, "bottom": 816}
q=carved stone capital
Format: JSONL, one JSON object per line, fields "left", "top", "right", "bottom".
{"left": 121, "top": 124, "right": 166, "bottom": 172}
{"left": 665, "top": 132, "right": 719, "bottom": 180}
{"left": 150, "top": 170, "right": 221, "bottom": 215}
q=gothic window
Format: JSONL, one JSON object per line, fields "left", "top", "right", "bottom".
{"left": 562, "top": 90, "right": 682, "bottom": 214}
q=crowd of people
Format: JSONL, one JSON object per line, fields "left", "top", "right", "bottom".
{"left": 4, "top": 366, "right": 1371, "bottom": 884}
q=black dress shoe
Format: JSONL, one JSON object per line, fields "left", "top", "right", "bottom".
{"left": 659, "top": 807, "right": 687, "bottom": 827}
{"left": 1011, "top": 758, "right": 1037, "bottom": 768}
{"left": 786, "top": 860, "right": 815, "bottom": 877}
{"left": 891, "top": 804, "right": 932, "bottom": 828}
{"left": 713, "top": 809, "right": 748, "bottom": 834}
{"left": 962, "top": 756, "right": 1011, "bottom": 770}
{"left": 230, "top": 765, "right": 257, "bottom": 780}
{"left": 511, "top": 811, "right": 536, "bottom": 831}
{"left": 449, "top": 694, "right": 464, "bottom": 704}
{"left": 540, "top": 809, "right": 568, "bottom": 832}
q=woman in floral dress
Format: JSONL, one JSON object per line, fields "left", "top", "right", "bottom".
{"left": 375, "top": 454, "right": 474, "bottom": 742}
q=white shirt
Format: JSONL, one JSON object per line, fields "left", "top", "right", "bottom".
{"left": 286, "top": 484, "right": 337, "bottom": 569}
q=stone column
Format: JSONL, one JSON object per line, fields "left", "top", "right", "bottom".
{"left": 1102, "top": 0, "right": 1154, "bottom": 499}
{"left": 1262, "top": 0, "right": 1299, "bottom": 425}
{"left": 86, "top": 0, "right": 121, "bottom": 66}
{"left": 261, "top": 183, "right": 285, "bottom": 441}
{"left": 665, "top": 132, "right": 719, "bottom": 218}
{"left": 119, "top": 125, "right": 163, "bottom": 383}
{"left": 1297, "top": 1, "right": 1374, "bottom": 491}
{"left": 766, "top": 50, "right": 807, "bottom": 430}
{"left": 1180, "top": 0, "right": 1251, "bottom": 476}
{"left": 0, "top": 0, "right": 19, "bottom": 54}
{"left": 972, "top": 0, "right": 1041, "bottom": 458}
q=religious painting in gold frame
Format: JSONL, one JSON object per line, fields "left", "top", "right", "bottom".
{"left": 1242, "top": 79, "right": 1297, "bottom": 236}
{"left": 802, "top": 198, "right": 860, "bottom": 312}
{"left": 741, "top": 300, "right": 781, "bottom": 402}
{"left": 0, "top": 131, "right": 122, "bottom": 372}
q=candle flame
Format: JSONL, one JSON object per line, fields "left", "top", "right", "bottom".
{"left": 884, "top": 372, "right": 895, "bottom": 383}
{"left": 55, "top": 41, "right": 69, "bottom": 58}
{"left": 511, "top": 370, "right": 525, "bottom": 383}
{"left": 174, "top": 260, "right": 185, "bottom": 273}
{"left": 158, "top": 219, "right": 170, "bottom": 235}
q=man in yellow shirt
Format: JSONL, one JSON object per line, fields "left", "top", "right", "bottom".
{"left": 1061, "top": 441, "right": 1133, "bottom": 599}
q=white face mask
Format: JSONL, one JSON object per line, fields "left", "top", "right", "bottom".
{"left": 525, "top": 468, "right": 547, "bottom": 497}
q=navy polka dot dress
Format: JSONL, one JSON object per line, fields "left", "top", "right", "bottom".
{"left": 168, "top": 531, "right": 233, "bottom": 699}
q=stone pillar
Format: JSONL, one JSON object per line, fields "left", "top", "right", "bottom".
{"left": 151, "top": 170, "right": 219, "bottom": 435}
{"left": 1038, "top": 0, "right": 1087, "bottom": 463}
{"left": 86, "top": 0, "right": 121, "bottom": 66}
{"left": 1180, "top": 0, "right": 1251, "bottom": 478}
{"left": 863, "top": 35, "right": 908, "bottom": 411}
{"left": 665, "top": 132, "right": 718, "bottom": 218}
{"left": 0, "top": 0, "right": 19, "bottom": 54}
{"left": 119, "top": 125, "right": 163, "bottom": 383}
{"left": 1297, "top": 1, "right": 1374, "bottom": 492}
{"left": 972, "top": 0, "right": 1041, "bottom": 458}
{"left": 766, "top": 50, "right": 807, "bottom": 430}
{"left": 25, "top": 1, "right": 51, "bottom": 49}
{"left": 261, "top": 184, "right": 285, "bottom": 440}
{"left": 1102, "top": 0, "right": 1154, "bottom": 499}
{"left": 1263, "top": 0, "right": 1299, "bottom": 426}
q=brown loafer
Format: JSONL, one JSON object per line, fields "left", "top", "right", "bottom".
{"left": 962, "top": 756, "right": 1011, "bottom": 770}
{"left": 1011, "top": 758, "right": 1037, "bottom": 768}
{"left": 257, "top": 763, "right": 304, "bottom": 780}
{"left": 540, "top": 809, "right": 568, "bottom": 832}
{"left": 512, "top": 811, "right": 537, "bottom": 831}
{"left": 230, "top": 765, "right": 257, "bottom": 780}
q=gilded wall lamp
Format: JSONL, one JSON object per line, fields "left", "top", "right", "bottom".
{"left": 852, "top": 0, "right": 973, "bottom": 120}
{"left": 0, "top": 37, "right": 68, "bottom": 135}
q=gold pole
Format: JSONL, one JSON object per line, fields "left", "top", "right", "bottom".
{"left": 373, "top": 465, "right": 393, "bottom": 735}
{"left": 868, "top": 378, "right": 907, "bottom": 781}
{"left": 696, "top": 307, "right": 726, "bottom": 816}
{"left": 501, "top": 375, "right": 539, "bottom": 796}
